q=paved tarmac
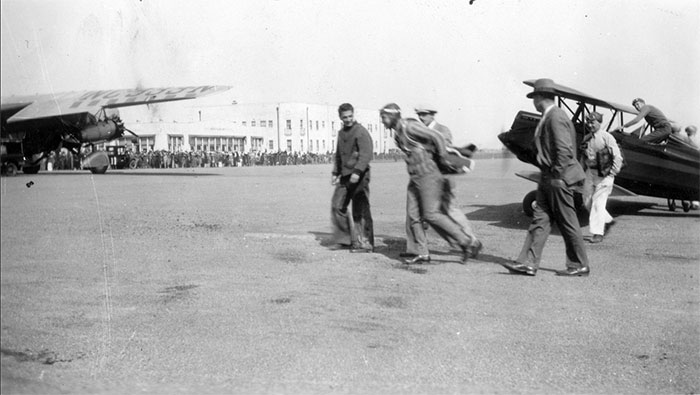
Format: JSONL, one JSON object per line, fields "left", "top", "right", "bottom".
{"left": 1, "top": 158, "right": 698, "bottom": 394}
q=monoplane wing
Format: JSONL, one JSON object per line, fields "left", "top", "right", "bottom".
{"left": 523, "top": 79, "right": 637, "bottom": 115}
{"left": 2, "top": 85, "right": 231, "bottom": 123}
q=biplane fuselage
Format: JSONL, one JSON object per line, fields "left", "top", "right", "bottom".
{"left": 498, "top": 79, "right": 699, "bottom": 213}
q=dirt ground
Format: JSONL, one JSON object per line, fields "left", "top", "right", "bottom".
{"left": 1, "top": 158, "right": 698, "bottom": 394}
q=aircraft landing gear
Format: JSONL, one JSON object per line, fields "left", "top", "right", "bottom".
{"left": 682, "top": 200, "right": 692, "bottom": 212}
{"left": 1, "top": 162, "right": 18, "bottom": 176}
{"left": 667, "top": 198, "right": 676, "bottom": 211}
{"left": 667, "top": 199, "right": 693, "bottom": 212}
{"left": 90, "top": 166, "right": 108, "bottom": 174}
{"left": 523, "top": 190, "right": 538, "bottom": 217}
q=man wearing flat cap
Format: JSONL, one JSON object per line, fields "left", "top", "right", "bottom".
{"left": 582, "top": 111, "right": 623, "bottom": 243}
{"left": 501, "top": 78, "right": 590, "bottom": 277}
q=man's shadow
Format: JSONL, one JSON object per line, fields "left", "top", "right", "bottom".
{"left": 309, "top": 231, "right": 513, "bottom": 269}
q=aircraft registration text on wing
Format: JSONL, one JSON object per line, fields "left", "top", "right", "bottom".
{"left": 498, "top": 79, "right": 699, "bottom": 215}
{"left": 0, "top": 86, "right": 230, "bottom": 175}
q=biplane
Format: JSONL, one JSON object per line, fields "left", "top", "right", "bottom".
{"left": 1, "top": 86, "right": 230, "bottom": 175}
{"left": 499, "top": 79, "right": 700, "bottom": 216}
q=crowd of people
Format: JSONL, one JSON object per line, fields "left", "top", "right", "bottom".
{"left": 44, "top": 148, "right": 405, "bottom": 170}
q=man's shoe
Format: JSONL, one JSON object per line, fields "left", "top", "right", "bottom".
{"left": 404, "top": 255, "right": 430, "bottom": 264}
{"left": 500, "top": 262, "right": 537, "bottom": 276}
{"left": 555, "top": 266, "right": 590, "bottom": 277}
{"left": 468, "top": 240, "right": 483, "bottom": 259}
{"left": 399, "top": 252, "right": 418, "bottom": 258}
{"left": 350, "top": 247, "right": 373, "bottom": 253}
{"left": 587, "top": 234, "right": 603, "bottom": 244}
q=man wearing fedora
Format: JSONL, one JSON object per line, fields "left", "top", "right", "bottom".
{"left": 501, "top": 78, "right": 590, "bottom": 277}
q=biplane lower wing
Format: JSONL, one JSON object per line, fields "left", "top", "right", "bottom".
{"left": 515, "top": 170, "right": 638, "bottom": 197}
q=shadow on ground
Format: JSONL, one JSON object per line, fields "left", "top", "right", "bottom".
{"left": 309, "top": 231, "right": 512, "bottom": 271}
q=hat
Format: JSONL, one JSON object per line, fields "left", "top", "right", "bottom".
{"left": 526, "top": 78, "right": 557, "bottom": 98}
{"left": 686, "top": 125, "right": 697, "bottom": 135}
{"left": 586, "top": 111, "right": 603, "bottom": 123}
{"left": 414, "top": 104, "right": 437, "bottom": 114}
{"left": 380, "top": 103, "right": 401, "bottom": 114}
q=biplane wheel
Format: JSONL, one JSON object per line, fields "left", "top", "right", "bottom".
{"left": 4, "top": 163, "right": 18, "bottom": 177}
{"left": 22, "top": 165, "right": 40, "bottom": 174}
{"left": 681, "top": 201, "right": 692, "bottom": 212}
{"left": 523, "top": 190, "right": 538, "bottom": 217}
{"left": 129, "top": 159, "right": 138, "bottom": 169}
{"left": 90, "top": 166, "right": 108, "bottom": 174}
{"left": 667, "top": 199, "right": 676, "bottom": 212}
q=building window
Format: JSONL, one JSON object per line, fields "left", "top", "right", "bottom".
{"left": 269, "top": 140, "right": 274, "bottom": 150}
{"left": 168, "top": 135, "right": 184, "bottom": 152}
{"left": 251, "top": 137, "right": 263, "bottom": 152}
{"left": 252, "top": 120, "right": 256, "bottom": 127}
{"left": 322, "top": 121, "right": 325, "bottom": 129}
{"left": 137, "top": 136, "right": 155, "bottom": 152}
{"left": 300, "top": 139, "right": 303, "bottom": 151}
{"left": 300, "top": 119, "right": 304, "bottom": 129}
{"left": 261, "top": 120, "right": 266, "bottom": 128}
{"left": 322, "top": 140, "right": 325, "bottom": 151}
{"left": 309, "top": 120, "right": 312, "bottom": 130}
{"left": 286, "top": 119, "right": 292, "bottom": 130}
{"left": 286, "top": 139, "right": 292, "bottom": 152}
{"left": 316, "top": 139, "right": 319, "bottom": 152}
{"left": 242, "top": 121, "right": 247, "bottom": 127}
{"left": 315, "top": 120, "right": 319, "bottom": 130}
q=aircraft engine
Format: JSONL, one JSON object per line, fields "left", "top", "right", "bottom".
{"left": 80, "top": 120, "right": 123, "bottom": 143}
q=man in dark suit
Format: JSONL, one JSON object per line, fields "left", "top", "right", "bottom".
{"left": 501, "top": 79, "right": 590, "bottom": 277}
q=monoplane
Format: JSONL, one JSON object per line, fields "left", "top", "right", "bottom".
{"left": 499, "top": 79, "right": 699, "bottom": 215}
{"left": 1, "top": 86, "right": 230, "bottom": 174}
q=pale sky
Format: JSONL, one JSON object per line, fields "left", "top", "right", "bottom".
{"left": 2, "top": 0, "right": 698, "bottom": 148}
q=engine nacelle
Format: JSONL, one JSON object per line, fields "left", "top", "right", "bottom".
{"left": 80, "top": 120, "right": 121, "bottom": 142}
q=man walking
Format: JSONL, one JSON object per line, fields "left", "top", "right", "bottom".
{"left": 582, "top": 111, "right": 624, "bottom": 244}
{"left": 380, "top": 103, "right": 480, "bottom": 264}
{"left": 501, "top": 79, "right": 590, "bottom": 277}
{"left": 401, "top": 105, "right": 481, "bottom": 258}
{"left": 330, "top": 103, "right": 374, "bottom": 253}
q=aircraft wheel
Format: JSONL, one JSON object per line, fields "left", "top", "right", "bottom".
{"left": 23, "top": 165, "right": 40, "bottom": 174}
{"left": 681, "top": 201, "right": 691, "bottom": 212}
{"left": 129, "top": 159, "right": 138, "bottom": 169}
{"left": 90, "top": 166, "right": 108, "bottom": 174}
{"left": 667, "top": 199, "right": 676, "bottom": 212}
{"left": 4, "top": 163, "right": 18, "bottom": 176}
{"left": 523, "top": 190, "right": 538, "bottom": 217}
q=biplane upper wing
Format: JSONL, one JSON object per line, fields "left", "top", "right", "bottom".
{"left": 2, "top": 85, "right": 231, "bottom": 123}
{"left": 523, "top": 79, "right": 637, "bottom": 115}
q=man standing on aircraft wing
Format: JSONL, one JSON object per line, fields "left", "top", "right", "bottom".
{"left": 501, "top": 79, "right": 590, "bottom": 277}
{"left": 380, "top": 103, "right": 480, "bottom": 265}
{"left": 582, "top": 111, "right": 623, "bottom": 244}
{"left": 615, "top": 98, "right": 672, "bottom": 144}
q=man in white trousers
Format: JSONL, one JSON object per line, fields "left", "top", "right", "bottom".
{"left": 582, "top": 111, "right": 624, "bottom": 243}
